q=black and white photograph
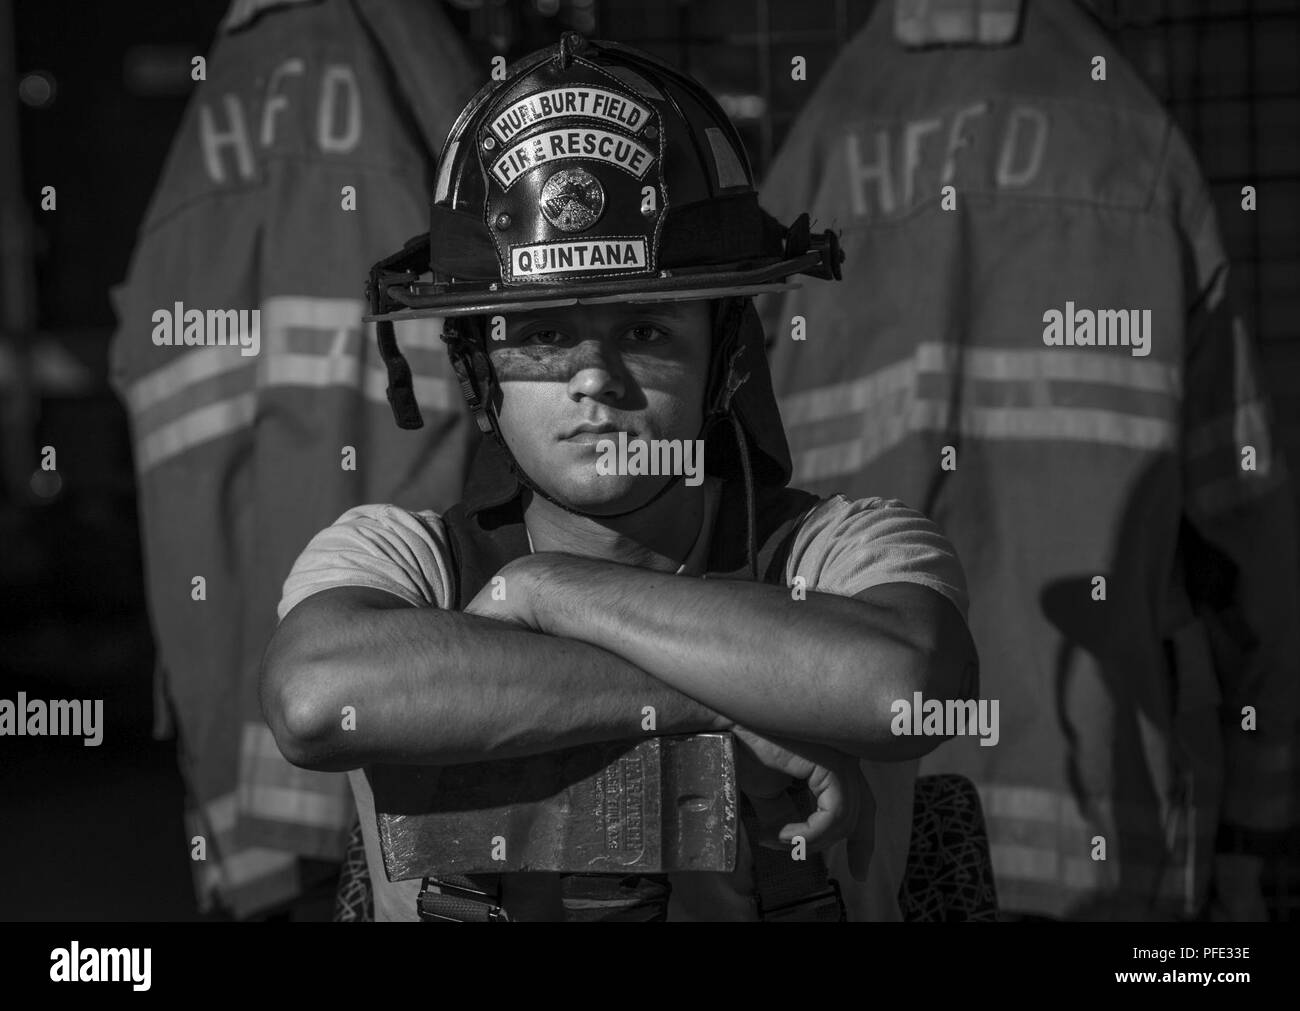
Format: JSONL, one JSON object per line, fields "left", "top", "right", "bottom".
{"left": 0, "top": 0, "right": 1297, "bottom": 990}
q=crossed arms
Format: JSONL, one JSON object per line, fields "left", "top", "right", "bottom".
{"left": 260, "top": 550, "right": 978, "bottom": 773}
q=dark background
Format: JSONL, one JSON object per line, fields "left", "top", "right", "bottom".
{"left": 1, "top": 0, "right": 1297, "bottom": 920}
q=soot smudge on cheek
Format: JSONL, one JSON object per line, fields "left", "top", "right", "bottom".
{"left": 489, "top": 346, "right": 573, "bottom": 382}
{"left": 488, "top": 344, "right": 688, "bottom": 392}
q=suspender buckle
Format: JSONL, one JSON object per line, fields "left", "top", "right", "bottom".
{"left": 417, "top": 877, "right": 512, "bottom": 922}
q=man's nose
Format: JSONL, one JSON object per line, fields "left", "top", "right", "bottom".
{"left": 567, "top": 339, "right": 626, "bottom": 402}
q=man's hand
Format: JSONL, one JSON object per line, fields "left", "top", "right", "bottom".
{"left": 1208, "top": 853, "right": 1270, "bottom": 921}
{"left": 732, "top": 725, "right": 874, "bottom": 882}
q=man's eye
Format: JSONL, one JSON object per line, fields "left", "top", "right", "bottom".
{"left": 523, "top": 329, "right": 567, "bottom": 346}
{"left": 625, "top": 324, "right": 668, "bottom": 343}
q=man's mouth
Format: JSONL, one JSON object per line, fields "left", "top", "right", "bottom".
{"left": 562, "top": 421, "right": 624, "bottom": 441}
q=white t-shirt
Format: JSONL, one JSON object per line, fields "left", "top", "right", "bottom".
{"left": 276, "top": 476, "right": 970, "bottom": 921}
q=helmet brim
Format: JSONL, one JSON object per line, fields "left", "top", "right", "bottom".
{"left": 363, "top": 255, "right": 813, "bottom": 321}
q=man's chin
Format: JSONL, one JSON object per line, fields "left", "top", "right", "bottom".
{"left": 541, "top": 472, "right": 677, "bottom": 516}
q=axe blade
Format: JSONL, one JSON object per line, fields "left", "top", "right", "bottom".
{"left": 372, "top": 733, "right": 737, "bottom": 880}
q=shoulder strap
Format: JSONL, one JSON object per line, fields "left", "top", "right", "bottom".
{"left": 408, "top": 499, "right": 531, "bottom": 920}
{"left": 441, "top": 497, "right": 531, "bottom": 609}
{"left": 709, "top": 482, "right": 847, "bottom": 921}
{"left": 706, "top": 480, "right": 821, "bottom": 582}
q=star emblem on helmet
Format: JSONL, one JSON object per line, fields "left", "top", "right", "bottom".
{"left": 539, "top": 167, "right": 606, "bottom": 233}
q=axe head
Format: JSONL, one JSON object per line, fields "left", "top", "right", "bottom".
{"left": 371, "top": 733, "right": 738, "bottom": 880}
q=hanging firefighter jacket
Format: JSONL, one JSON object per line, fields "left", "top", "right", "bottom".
{"left": 757, "top": 0, "right": 1299, "bottom": 918}
{"left": 107, "top": 0, "right": 481, "bottom": 918}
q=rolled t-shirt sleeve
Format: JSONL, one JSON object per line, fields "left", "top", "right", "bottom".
{"left": 786, "top": 494, "right": 970, "bottom": 619}
{"left": 276, "top": 504, "right": 453, "bottom": 622}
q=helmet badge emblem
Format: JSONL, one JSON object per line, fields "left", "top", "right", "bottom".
{"left": 539, "top": 167, "right": 606, "bottom": 233}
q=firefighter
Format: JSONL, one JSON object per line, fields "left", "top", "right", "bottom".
{"left": 109, "top": 0, "right": 481, "bottom": 918}
{"left": 758, "top": 0, "right": 1299, "bottom": 920}
{"left": 260, "top": 31, "right": 979, "bottom": 921}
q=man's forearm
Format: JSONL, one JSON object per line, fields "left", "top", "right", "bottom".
{"left": 262, "top": 587, "right": 729, "bottom": 772}
{"left": 519, "top": 555, "right": 975, "bottom": 759}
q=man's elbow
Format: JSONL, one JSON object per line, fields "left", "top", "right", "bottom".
{"left": 891, "top": 588, "right": 979, "bottom": 703}
{"left": 842, "top": 591, "right": 980, "bottom": 759}
{"left": 260, "top": 653, "right": 348, "bottom": 771}
{"left": 840, "top": 682, "right": 966, "bottom": 761}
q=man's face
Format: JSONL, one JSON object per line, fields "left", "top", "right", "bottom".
{"left": 487, "top": 299, "right": 714, "bottom": 513}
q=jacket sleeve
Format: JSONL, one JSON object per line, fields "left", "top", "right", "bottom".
{"left": 1176, "top": 161, "right": 1300, "bottom": 848}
